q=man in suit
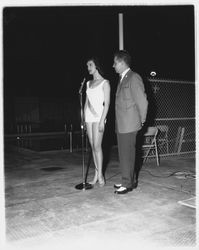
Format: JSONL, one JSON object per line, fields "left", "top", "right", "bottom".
{"left": 113, "top": 50, "right": 148, "bottom": 194}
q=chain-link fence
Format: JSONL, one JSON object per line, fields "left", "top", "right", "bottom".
{"left": 4, "top": 78, "right": 195, "bottom": 156}
{"left": 146, "top": 78, "right": 195, "bottom": 158}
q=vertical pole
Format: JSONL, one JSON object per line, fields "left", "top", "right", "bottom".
{"left": 81, "top": 126, "right": 85, "bottom": 189}
{"left": 29, "top": 124, "right": 32, "bottom": 133}
{"left": 69, "top": 124, "right": 73, "bottom": 153}
{"left": 119, "top": 13, "right": 124, "bottom": 50}
{"left": 17, "top": 124, "right": 19, "bottom": 134}
{"left": 69, "top": 131, "right": 72, "bottom": 153}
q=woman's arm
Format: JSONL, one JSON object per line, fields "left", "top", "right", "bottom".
{"left": 84, "top": 96, "right": 88, "bottom": 116}
{"left": 99, "top": 80, "right": 111, "bottom": 132}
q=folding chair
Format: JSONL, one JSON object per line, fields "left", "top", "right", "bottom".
{"left": 156, "top": 125, "right": 169, "bottom": 154}
{"left": 142, "top": 126, "right": 159, "bottom": 166}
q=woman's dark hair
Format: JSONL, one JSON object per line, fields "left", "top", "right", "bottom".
{"left": 87, "top": 56, "right": 104, "bottom": 77}
{"left": 114, "top": 50, "right": 132, "bottom": 67}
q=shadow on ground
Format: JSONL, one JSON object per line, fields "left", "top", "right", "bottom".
{"left": 3, "top": 145, "right": 196, "bottom": 249}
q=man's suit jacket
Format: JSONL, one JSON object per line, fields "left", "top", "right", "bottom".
{"left": 115, "top": 69, "right": 148, "bottom": 134}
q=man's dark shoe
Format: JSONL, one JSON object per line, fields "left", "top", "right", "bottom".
{"left": 133, "top": 181, "right": 138, "bottom": 189}
{"left": 114, "top": 181, "right": 138, "bottom": 190}
{"left": 114, "top": 186, "right": 133, "bottom": 194}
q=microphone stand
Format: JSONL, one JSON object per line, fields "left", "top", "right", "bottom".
{"left": 75, "top": 79, "right": 93, "bottom": 190}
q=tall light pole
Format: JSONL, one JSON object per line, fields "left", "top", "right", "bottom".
{"left": 119, "top": 13, "right": 124, "bottom": 50}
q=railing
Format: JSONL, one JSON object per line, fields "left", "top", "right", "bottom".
{"left": 4, "top": 78, "right": 195, "bottom": 157}
{"left": 4, "top": 129, "right": 88, "bottom": 153}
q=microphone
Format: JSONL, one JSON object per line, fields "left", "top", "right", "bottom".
{"left": 78, "top": 78, "right": 86, "bottom": 94}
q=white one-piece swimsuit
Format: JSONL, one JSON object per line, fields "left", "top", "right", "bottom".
{"left": 85, "top": 80, "right": 106, "bottom": 123}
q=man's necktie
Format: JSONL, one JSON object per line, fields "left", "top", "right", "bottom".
{"left": 116, "top": 75, "right": 122, "bottom": 94}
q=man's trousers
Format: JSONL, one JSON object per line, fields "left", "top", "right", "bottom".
{"left": 117, "top": 131, "right": 138, "bottom": 188}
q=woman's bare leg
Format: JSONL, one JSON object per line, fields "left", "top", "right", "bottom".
{"left": 92, "top": 123, "right": 105, "bottom": 185}
{"left": 86, "top": 122, "right": 98, "bottom": 184}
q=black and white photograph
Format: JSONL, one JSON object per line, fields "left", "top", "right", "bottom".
{"left": 0, "top": 0, "right": 197, "bottom": 249}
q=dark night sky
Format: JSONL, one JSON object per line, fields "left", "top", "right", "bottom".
{"left": 3, "top": 5, "right": 195, "bottom": 99}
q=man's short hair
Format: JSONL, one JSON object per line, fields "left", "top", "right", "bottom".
{"left": 114, "top": 50, "right": 131, "bottom": 67}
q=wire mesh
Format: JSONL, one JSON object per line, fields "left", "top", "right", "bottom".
{"left": 147, "top": 78, "right": 195, "bottom": 157}
{"left": 5, "top": 78, "right": 195, "bottom": 157}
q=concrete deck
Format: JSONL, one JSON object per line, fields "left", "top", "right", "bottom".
{"left": 3, "top": 145, "right": 197, "bottom": 249}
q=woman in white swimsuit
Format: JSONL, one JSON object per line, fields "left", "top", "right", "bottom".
{"left": 84, "top": 57, "right": 110, "bottom": 186}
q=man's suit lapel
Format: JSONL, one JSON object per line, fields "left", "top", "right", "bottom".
{"left": 116, "top": 76, "right": 122, "bottom": 96}
{"left": 122, "top": 70, "right": 133, "bottom": 86}
{"left": 116, "top": 70, "right": 133, "bottom": 95}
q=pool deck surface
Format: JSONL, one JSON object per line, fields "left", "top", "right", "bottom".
{"left": 2, "top": 145, "right": 197, "bottom": 250}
